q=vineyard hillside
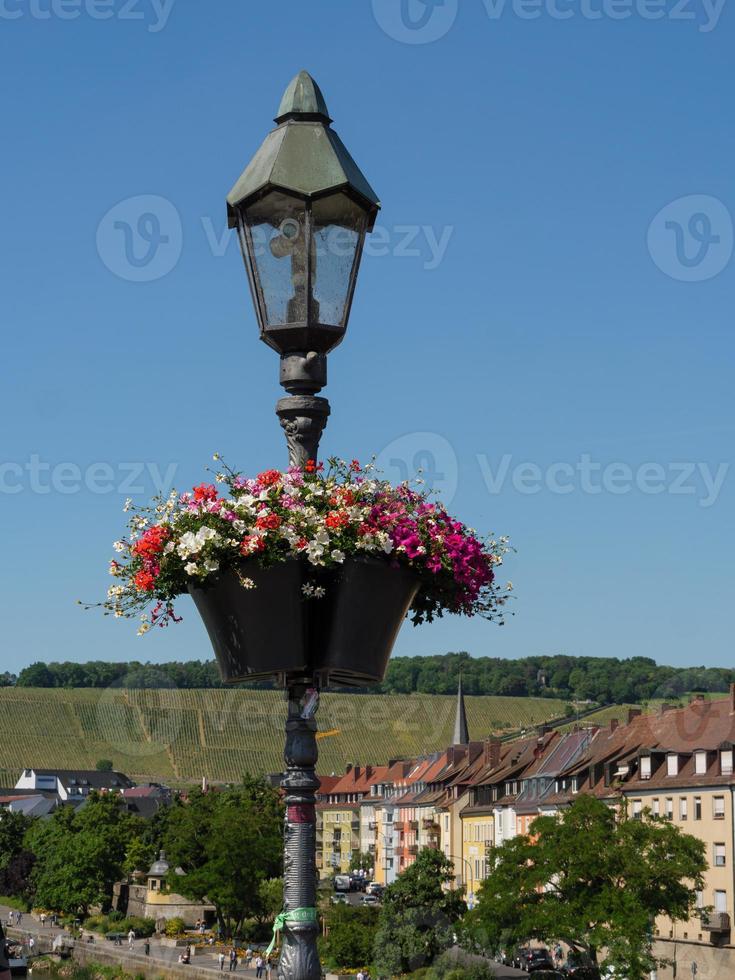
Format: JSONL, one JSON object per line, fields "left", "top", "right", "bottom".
{"left": 0, "top": 688, "right": 569, "bottom": 785}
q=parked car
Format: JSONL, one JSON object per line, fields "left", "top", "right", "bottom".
{"left": 333, "top": 874, "right": 352, "bottom": 892}
{"left": 512, "top": 945, "right": 532, "bottom": 969}
{"left": 360, "top": 894, "right": 380, "bottom": 906}
{"left": 331, "top": 893, "right": 349, "bottom": 905}
{"left": 527, "top": 949, "right": 555, "bottom": 972}
{"left": 366, "top": 882, "right": 385, "bottom": 897}
{"left": 565, "top": 951, "right": 601, "bottom": 979}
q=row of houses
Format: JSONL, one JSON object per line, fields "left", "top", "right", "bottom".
{"left": 0, "top": 767, "right": 170, "bottom": 817}
{"left": 315, "top": 682, "right": 735, "bottom": 977}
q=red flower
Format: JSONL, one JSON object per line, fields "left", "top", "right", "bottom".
{"left": 296, "top": 537, "right": 308, "bottom": 551}
{"left": 257, "top": 469, "right": 282, "bottom": 487}
{"left": 132, "top": 525, "right": 170, "bottom": 560}
{"left": 325, "top": 511, "right": 349, "bottom": 530}
{"left": 304, "top": 460, "right": 324, "bottom": 474}
{"left": 255, "top": 513, "right": 281, "bottom": 531}
{"left": 240, "top": 535, "right": 265, "bottom": 556}
{"left": 193, "top": 483, "right": 218, "bottom": 503}
{"left": 134, "top": 570, "right": 157, "bottom": 592}
{"left": 350, "top": 459, "right": 361, "bottom": 472}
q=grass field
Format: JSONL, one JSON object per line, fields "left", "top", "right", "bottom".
{"left": 0, "top": 688, "right": 569, "bottom": 785}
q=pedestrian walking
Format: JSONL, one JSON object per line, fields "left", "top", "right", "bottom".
{"left": 357, "top": 971, "right": 365, "bottom": 980}
{"left": 128, "top": 928, "right": 135, "bottom": 949}
{"left": 264, "top": 955, "right": 272, "bottom": 980}
{"left": 255, "top": 954, "right": 264, "bottom": 978}
{"left": 229, "top": 947, "right": 237, "bottom": 972}
{"left": 144, "top": 940, "right": 150, "bottom": 957}
{"left": 40, "top": 914, "right": 47, "bottom": 927}
{"left": 244, "top": 947, "right": 253, "bottom": 968}
{"left": 218, "top": 952, "right": 226, "bottom": 971}
{"left": 15, "top": 915, "right": 21, "bottom": 928}
{"left": 28, "top": 937, "right": 35, "bottom": 955}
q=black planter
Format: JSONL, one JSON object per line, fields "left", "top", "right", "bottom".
{"left": 189, "top": 557, "right": 419, "bottom": 687}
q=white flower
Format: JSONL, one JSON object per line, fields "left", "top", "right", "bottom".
{"left": 185, "top": 562, "right": 199, "bottom": 576}
{"left": 109, "top": 562, "right": 122, "bottom": 577}
{"left": 382, "top": 538, "right": 394, "bottom": 554}
{"left": 113, "top": 541, "right": 126, "bottom": 553}
{"left": 212, "top": 453, "right": 221, "bottom": 461}
{"left": 177, "top": 532, "right": 199, "bottom": 559}
{"left": 164, "top": 542, "right": 175, "bottom": 554}
{"left": 114, "top": 609, "right": 124, "bottom": 619}
{"left": 331, "top": 549, "right": 345, "bottom": 563}
{"left": 238, "top": 576, "right": 255, "bottom": 590}
{"left": 315, "top": 528, "right": 330, "bottom": 546}
{"left": 215, "top": 473, "right": 226, "bottom": 483}
{"left": 233, "top": 520, "right": 248, "bottom": 534}
{"left": 306, "top": 542, "right": 324, "bottom": 563}
{"left": 137, "top": 621, "right": 151, "bottom": 636}
{"left": 123, "top": 498, "right": 133, "bottom": 512}
{"left": 203, "top": 560, "right": 219, "bottom": 574}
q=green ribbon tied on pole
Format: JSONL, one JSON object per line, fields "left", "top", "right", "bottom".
{"left": 265, "top": 907, "right": 318, "bottom": 958}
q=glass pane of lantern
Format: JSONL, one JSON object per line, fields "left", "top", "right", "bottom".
{"left": 244, "top": 192, "right": 308, "bottom": 326}
{"left": 311, "top": 194, "right": 367, "bottom": 327}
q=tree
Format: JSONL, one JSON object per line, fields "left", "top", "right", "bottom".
{"left": 163, "top": 778, "right": 282, "bottom": 935}
{"left": 349, "top": 850, "right": 373, "bottom": 874}
{"left": 323, "top": 904, "right": 379, "bottom": 970}
{"left": 95, "top": 759, "right": 114, "bottom": 772}
{"left": 373, "top": 848, "right": 466, "bottom": 976}
{"left": 467, "top": 794, "right": 706, "bottom": 980}
{"left": 26, "top": 792, "right": 142, "bottom": 915}
{"left": 256, "top": 877, "right": 283, "bottom": 925}
{"left": 0, "top": 811, "right": 33, "bottom": 872}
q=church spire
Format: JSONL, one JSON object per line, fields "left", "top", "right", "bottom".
{"left": 453, "top": 672, "right": 469, "bottom": 745}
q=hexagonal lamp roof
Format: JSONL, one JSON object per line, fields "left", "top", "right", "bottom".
{"left": 227, "top": 71, "right": 380, "bottom": 229}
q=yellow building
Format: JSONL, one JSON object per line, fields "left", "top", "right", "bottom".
{"left": 318, "top": 804, "right": 359, "bottom": 878}
{"left": 460, "top": 810, "right": 493, "bottom": 906}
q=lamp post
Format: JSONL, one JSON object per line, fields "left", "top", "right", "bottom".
{"left": 227, "top": 69, "right": 380, "bottom": 469}
{"left": 225, "top": 72, "right": 381, "bottom": 980}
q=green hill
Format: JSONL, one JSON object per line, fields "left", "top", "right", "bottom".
{"left": 0, "top": 688, "right": 569, "bottom": 785}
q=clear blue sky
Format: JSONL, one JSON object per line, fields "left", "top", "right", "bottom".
{"left": 1, "top": 0, "right": 733, "bottom": 676}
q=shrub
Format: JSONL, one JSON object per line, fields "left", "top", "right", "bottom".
{"left": 165, "top": 917, "right": 186, "bottom": 937}
{"left": 117, "top": 917, "right": 155, "bottom": 938}
{"left": 427, "top": 951, "right": 496, "bottom": 980}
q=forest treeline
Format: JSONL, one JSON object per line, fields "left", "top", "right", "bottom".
{"left": 5, "top": 653, "right": 734, "bottom": 705}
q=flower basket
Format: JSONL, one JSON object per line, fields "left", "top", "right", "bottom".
{"left": 189, "top": 556, "right": 419, "bottom": 687}
{"left": 91, "top": 457, "right": 511, "bottom": 672}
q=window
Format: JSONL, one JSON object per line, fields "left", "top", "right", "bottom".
{"left": 715, "top": 890, "right": 727, "bottom": 913}
{"left": 667, "top": 754, "right": 679, "bottom": 777}
{"left": 571, "top": 776, "right": 579, "bottom": 794}
{"left": 665, "top": 798, "right": 674, "bottom": 819}
{"left": 694, "top": 796, "right": 702, "bottom": 820}
{"left": 713, "top": 843, "right": 726, "bottom": 867}
{"left": 714, "top": 796, "right": 726, "bottom": 820}
{"left": 679, "top": 797, "right": 688, "bottom": 820}
{"left": 695, "top": 751, "right": 708, "bottom": 775}
{"left": 640, "top": 756, "right": 652, "bottom": 779}
{"left": 632, "top": 800, "right": 642, "bottom": 819}
{"left": 695, "top": 890, "right": 704, "bottom": 909}
{"left": 652, "top": 798, "right": 660, "bottom": 816}
{"left": 720, "top": 749, "right": 733, "bottom": 775}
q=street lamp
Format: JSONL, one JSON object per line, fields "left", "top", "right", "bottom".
{"left": 227, "top": 69, "right": 380, "bottom": 468}
{"left": 225, "top": 72, "right": 382, "bottom": 980}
